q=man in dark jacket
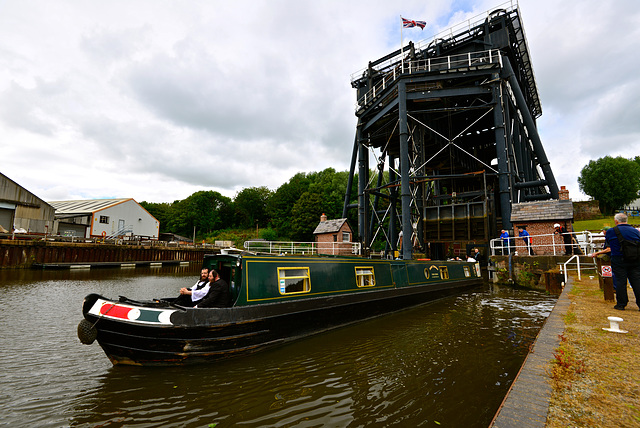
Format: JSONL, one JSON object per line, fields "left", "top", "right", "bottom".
{"left": 554, "top": 223, "right": 573, "bottom": 255}
{"left": 590, "top": 213, "right": 640, "bottom": 310}
{"left": 196, "top": 269, "right": 231, "bottom": 308}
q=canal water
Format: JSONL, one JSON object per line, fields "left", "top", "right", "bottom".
{"left": 0, "top": 266, "right": 556, "bottom": 427}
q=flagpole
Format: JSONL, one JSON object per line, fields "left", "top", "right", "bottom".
{"left": 400, "top": 16, "right": 404, "bottom": 73}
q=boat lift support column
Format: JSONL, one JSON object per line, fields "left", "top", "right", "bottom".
{"left": 398, "top": 80, "right": 412, "bottom": 260}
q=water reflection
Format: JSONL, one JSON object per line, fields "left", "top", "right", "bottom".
{"left": 0, "top": 268, "right": 555, "bottom": 427}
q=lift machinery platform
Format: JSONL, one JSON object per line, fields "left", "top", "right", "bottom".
{"left": 342, "top": 2, "right": 558, "bottom": 260}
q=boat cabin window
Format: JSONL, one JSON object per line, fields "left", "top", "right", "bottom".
{"left": 355, "top": 267, "right": 375, "bottom": 287}
{"left": 277, "top": 267, "right": 311, "bottom": 294}
{"left": 463, "top": 266, "right": 470, "bottom": 277}
{"left": 439, "top": 266, "right": 450, "bottom": 279}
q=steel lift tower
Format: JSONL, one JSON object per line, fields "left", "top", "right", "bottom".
{"left": 343, "top": 3, "right": 558, "bottom": 260}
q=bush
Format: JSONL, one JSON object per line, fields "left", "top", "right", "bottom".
{"left": 259, "top": 227, "right": 278, "bottom": 241}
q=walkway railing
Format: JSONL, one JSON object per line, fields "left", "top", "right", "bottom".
{"left": 350, "top": 0, "right": 517, "bottom": 83}
{"left": 489, "top": 230, "right": 604, "bottom": 257}
{"left": 244, "top": 240, "right": 362, "bottom": 256}
{"left": 355, "top": 49, "right": 502, "bottom": 111}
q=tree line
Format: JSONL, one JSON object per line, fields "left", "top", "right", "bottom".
{"left": 140, "top": 154, "right": 638, "bottom": 244}
{"left": 140, "top": 168, "right": 358, "bottom": 242}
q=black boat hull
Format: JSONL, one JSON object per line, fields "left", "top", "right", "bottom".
{"left": 82, "top": 277, "right": 481, "bottom": 366}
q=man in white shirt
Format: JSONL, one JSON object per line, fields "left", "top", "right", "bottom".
{"left": 174, "top": 268, "right": 210, "bottom": 307}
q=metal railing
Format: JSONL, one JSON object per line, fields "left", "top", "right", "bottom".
{"left": 349, "top": 0, "right": 517, "bottom": 83}
{"left": 355, "top": 49, "right": 501, "bottom": 111}
{"left": 244, "top": 240, "right": 362, "bottom": 256}
{"left": 106, "top": 225, "right": 133, "bottom": 239}
{"left": 489, "top": 230, "right": 604, "bottom": 257}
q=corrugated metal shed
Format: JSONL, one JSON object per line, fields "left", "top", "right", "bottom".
{"left": 0, "top": 172, "right": 55, "bottom": 232}
{"left": 510, "top": 200, "right": 574, "bottom": 222}
{"left": 0, "top": 172, "right": 53, "bottom": 210}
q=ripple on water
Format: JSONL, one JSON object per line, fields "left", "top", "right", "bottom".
{"left": 0, "top": 271, "right": 556, "bottom": 427}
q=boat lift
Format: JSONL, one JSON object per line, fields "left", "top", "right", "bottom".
{"left": 343, "top": 2, "right": 558, "bottom": 260}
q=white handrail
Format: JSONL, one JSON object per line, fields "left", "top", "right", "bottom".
{"left": 489, "top": 230, "right": 604, "bottom": 256}
{"left": 244, "top": 240, "right": 362, "bottom": 256}
{"left": 563, "top": 255, "right": 581, "bottom": 283}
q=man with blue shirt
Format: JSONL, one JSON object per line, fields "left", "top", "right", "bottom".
{"left": 518, "top": 226, "right": 533, "bottom": 255}
{"left": 499, "top": 229, "right": 510, "bottom": 255}
{"left": 590, "top": 213, "right": 640, "bottom": 310}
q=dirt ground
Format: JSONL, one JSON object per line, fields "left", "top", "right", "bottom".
{"left": 546, "top": 275, "right": 640, "bottom": 427}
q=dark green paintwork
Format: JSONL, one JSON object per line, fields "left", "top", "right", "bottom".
{"left": 203, "top": 254, "right": 481, "bottom": 308}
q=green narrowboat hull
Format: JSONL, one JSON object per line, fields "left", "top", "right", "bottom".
{"left": 80, "top": 254, "right": 483, "bottom": 366}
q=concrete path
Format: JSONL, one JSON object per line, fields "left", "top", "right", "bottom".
{"left": 491, "top": 277, "right": 573, "bottom": 427}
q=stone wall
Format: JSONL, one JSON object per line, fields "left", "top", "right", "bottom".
{"left": 573, "top": 200, "right": 602, "bottom": 221}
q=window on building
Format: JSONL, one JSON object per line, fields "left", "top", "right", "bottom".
{"left": 342, "top": 231, "right": 350, "bottom": 242}
{"left": 333, "top": 234, "right": 337, "bottom": 242}
{"left": 355, "top": 267, "right": 375, "bottom": 287}
{"left": 99, "top": 216, "right": 109, "bottom": 224}
{"left": 277, "top": 268, "right": 311, "bottom": 294}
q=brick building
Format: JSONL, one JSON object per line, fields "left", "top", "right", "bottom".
{"left": 509, "top": 186, "right": 574, "bottom": 255}
{"left": 313, "top": 214, "right": 354, "bottom": 255}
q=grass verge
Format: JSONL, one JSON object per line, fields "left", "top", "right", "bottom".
{"left": 546, "top": 276, "right": 640, "bottom": 427}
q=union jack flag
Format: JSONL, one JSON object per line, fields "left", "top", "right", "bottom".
{"left": 402, "top": 17, "right": 426, "bottom": 30}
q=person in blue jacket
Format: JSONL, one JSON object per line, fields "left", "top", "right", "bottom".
{"left": 499, "top": 229, "right": 510, "bottom": 255}
{"left": 518, "top": 226, "right": 533, "bottom": 255}
{"left": 590, "top": 213, "right": 640, "bottom": 310}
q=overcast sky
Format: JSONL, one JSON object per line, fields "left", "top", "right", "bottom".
{"left": 1, "top": 0, "right": 639, "bottom": 203}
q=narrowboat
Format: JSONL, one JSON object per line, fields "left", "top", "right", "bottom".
{"left": 78, "top": 253, "right": 483, "bottom": 366}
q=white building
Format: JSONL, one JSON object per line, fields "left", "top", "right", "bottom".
{"left": 49, "top": 198, "right": 159, "bottom": 239}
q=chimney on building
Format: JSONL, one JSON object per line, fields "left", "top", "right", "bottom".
{"left": 559, "top": 186, "right": 570, "bottom": 201}
{"left": 320, "top": 213, "right": 327, "bottom": 222}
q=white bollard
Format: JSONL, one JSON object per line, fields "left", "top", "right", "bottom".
{"left": 602, "top": 316, "right": 627, "bottom": 333}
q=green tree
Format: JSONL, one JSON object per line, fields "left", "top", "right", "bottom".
{"left": 308, "top": 168, "right": 349, "bottom": 219}
{"left": 267, "top": 172, "right": 312, "bottom": 237}
{"left": 234, "top": 186, "right": 272, "bottom": 229}
{"left": 163, "top": 191, "right": 233, "bottom": 239}
{"left": 139, "top": 201, "right": 172, "bottom": 234}
{"left": 290, "top": 191, "right": 324, "bottom": 241}
{"left": 578, "top": 156, "right": 640, "bottom": 214}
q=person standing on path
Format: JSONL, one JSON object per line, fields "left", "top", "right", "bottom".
{"left": 590, "top": 213, "right": 640, "bottom": 310}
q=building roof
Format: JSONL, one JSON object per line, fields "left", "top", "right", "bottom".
{"left": 313, "top": 218, "right": 351, "bottom": 235}
{"left": 0, "top": 172, "right": 54, "bottom": 210}
{"left": 510, "top": 200, "right": 574, "bottom": 222}
{"left": 49, "top": 198, "right": 132, "bottom": 215}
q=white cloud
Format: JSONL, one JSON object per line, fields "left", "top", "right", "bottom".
{"left": 1, "top": 0, "right": 639, "bottom": 204}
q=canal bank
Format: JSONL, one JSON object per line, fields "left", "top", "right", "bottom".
{"left": 0, "top": 239, "right": 208, "bottom": 268}
{"left": 492, "top": 275, "right": 640, "bottom": 427}
{"left": 491, "top": 277, "right": 573, "bottom": 427}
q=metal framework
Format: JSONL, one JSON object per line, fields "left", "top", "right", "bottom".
{"left": 343, "top": 3, "right": 558, "bottom": 259}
